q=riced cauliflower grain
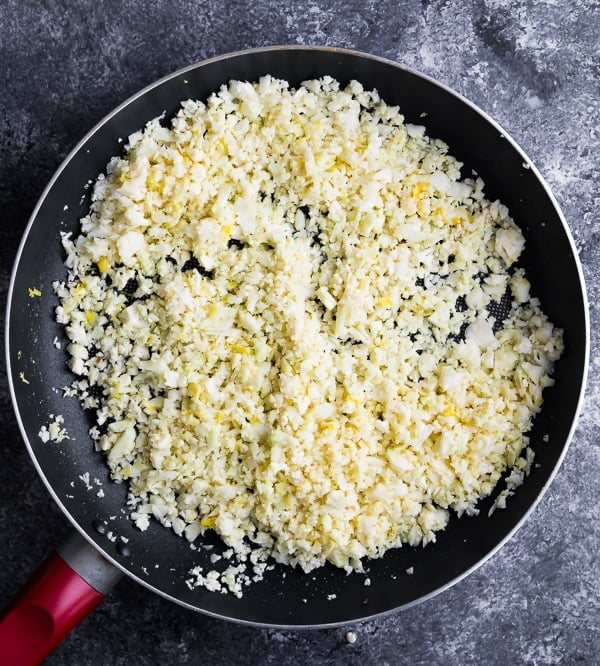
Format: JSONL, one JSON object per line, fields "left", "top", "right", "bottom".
{"left": 39, "top": 414, "right": 69, "bottom": 443}
{"left": 53, "top": 76, "right": 563, "bottom": 590}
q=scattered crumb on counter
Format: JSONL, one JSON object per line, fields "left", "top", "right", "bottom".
{"left": 346, "top": 631, "right": 357, "bottom": 644}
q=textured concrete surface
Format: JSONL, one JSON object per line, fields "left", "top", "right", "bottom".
{"left": 0, "top": 1, "right": 598, "bottom": 664}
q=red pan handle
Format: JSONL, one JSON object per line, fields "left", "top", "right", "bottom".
{"left": 0, "top": 531, "right": 122, "bottom": 665}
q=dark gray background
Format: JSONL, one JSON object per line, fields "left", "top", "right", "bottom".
{"left": 1, "top": 1, "right": 598, "bottom": 664}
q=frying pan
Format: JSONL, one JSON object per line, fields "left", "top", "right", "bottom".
{"left": 1, "top": 46, "right": 589, "bottom": 663}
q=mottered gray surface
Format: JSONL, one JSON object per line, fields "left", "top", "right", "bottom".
{"left": 0, "top": 1, "right": 598, "bottom": 664}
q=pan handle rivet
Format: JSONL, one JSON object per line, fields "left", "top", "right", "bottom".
{"left": 117, "top": 542, "right": 131, "bottom": 557}
{"left": 93, "top": 519, "right": 107, "bottom": 535}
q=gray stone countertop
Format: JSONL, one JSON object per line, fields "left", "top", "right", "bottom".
{"left": 0, "top": 1, "right": 598, "bottom": 664}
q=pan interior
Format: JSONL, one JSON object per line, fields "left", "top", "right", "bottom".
{"left": 6, "top": 47, "right": 588, "bottom": 626}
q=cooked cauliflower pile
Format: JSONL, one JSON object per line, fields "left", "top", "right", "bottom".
{"left": 54, "top": 76, "right": 563, "bottom": 580}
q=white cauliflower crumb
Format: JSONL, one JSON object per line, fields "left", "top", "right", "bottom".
{"left": 185, "top": 554, "right": 269, "bottom": 598}
{"left": 132, "top": 512, "right": 150, "bottom": 531}
{"left": 79, "top": 472, "right": 92, "bottom": 491}
{"left": 38, "top": 414, "right": 69, "bottom": 443}
{"left": 53, "top": 75, "right": 563, "bottom": 597}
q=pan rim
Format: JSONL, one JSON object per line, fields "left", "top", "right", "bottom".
{"left": 4, "top": 44, "right": 591, "bottom": 629}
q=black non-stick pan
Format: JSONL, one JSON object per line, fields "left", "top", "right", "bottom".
{"left": 0, "top": 46, "right": 589, "bottom": 663}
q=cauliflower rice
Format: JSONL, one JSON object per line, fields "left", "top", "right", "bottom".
{"left": 54, "top": 76, "right": 563, "bottom": 583}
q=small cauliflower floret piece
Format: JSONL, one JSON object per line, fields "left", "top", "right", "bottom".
{"left": 229, "top": 79, "right": 263, "bottom": 118}
{"left": 323, "top": 490, "right": 347, "bottom": 515}
{"left": 428, "top": 301, "right": 451, "bottom": 329}
{"left": 510, "top": 272, "right": 531, "bottom": 304}
{"left": 119, "top": 303, "right": 145, "bottom": 328}
{"left": 494, "top": 227, "right": 525, "bottom": 266}
{"left": 116, "top": 230, "right": 146, "bottom": 265}
{"left": 387, "top": 448, "right": 412, "bottom": 473}
{"left": 67, "top": 342, "right": 89, "bottom": 360}
{"left": 418, "top": 505, "right": 449, "bottom": 532}
{"left": 428, "top": 171, "right": 451, "bottom": 194}
{"left": 449, "top": 181, "right": 472, "bottom": 198}
{"left": 436, "top": 431, "right": 453, "bottom": 457}
{"left": 108, "top": 423, "right": 136, "bottom": 463}
{"left": 522, "top": 361, "right": 545, "bottom": 384}
{"left": 465, "top": 318, "right": 496, "bottom": 348}
{"left": 438, "top": 365, "right": 460, "bottom": 392}
{"left": 132, "top": 512, "right": 150, "bottom": 531}
{"left": 68, "top": 356, "right": 86, "bottom": 375}
{"left": 316, "top": 286, "right": 337, "bottom": 311}
{"left": 465, "top": 284, "right": 486, "bottom": 310}
{"left": 184, "top": 520, "right": 204, "bottom": 542}
{"left": 48, "top": 422, "right": 62, "bottom": 441}
{"left": 455, "top": 338, "right": 481, "bottom": 371}
{"left": 494, "top": 347, "right": 519, "bottom": 375}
